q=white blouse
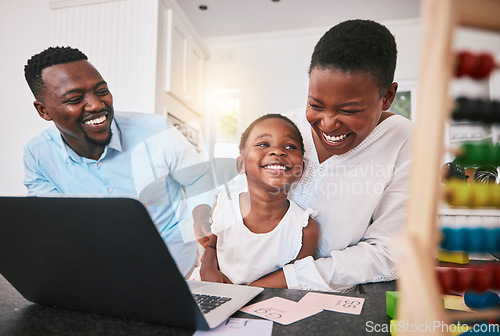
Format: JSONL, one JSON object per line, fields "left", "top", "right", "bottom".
{"left": 283, "top": 108, "right": 413, "bottom": 291}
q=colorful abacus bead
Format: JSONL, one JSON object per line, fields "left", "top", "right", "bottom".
{"left": 494, "top": 185, "right": 500, "bottom": 207}
{"left": 474, "top": 267, "right": 493, "bottom": 292}
{"left": 436, "top": 263, "right": 500, "bottom": 293}
{"left": 437, "top": 267, "right": 457, "bottom": 293}
{"left": 455, "top": 51, "right": 496, "bottom": 79}
{"left": 452, "top": 97, "right": 500, "bottom": 124}
{"left": 441, "top": 227, "right": 500, "bottom": 253}
{"left": 455, "top": 267, "right": 475, "bottom": 292}
{"left": 464, "top": 290, "right": 500, "bottom": 309}
{"left": 455, "top": 142, "right": 500, "bottom": 166}
{"left": 444, "top": 180, "right": 471, "bottom": 207}
{"left": 441, "top": 227, "right": 467, "bottom": 251}
{"left": 469, "top": 183, "right": 490, "bottom": 208}
{"left": 494, "top": 100, "right": 500, "bottom": 123}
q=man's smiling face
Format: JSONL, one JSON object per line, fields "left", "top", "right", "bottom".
{"left": 34, "top": 60, "right": 114, "bottom": 160}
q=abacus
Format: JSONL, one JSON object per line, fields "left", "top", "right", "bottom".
{"left": 393, "top": 0, "right": 500, "bottom": 335}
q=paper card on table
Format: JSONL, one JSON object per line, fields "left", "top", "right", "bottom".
{"left": 239, "top": 297, "right": 322, "bottom": 325}
{"left": 298, "top": 292, "right": 365, "bottom": 315}
{"left": 193, "top": 318, "right": 273, "bottom": 336}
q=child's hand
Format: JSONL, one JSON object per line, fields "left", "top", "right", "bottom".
{"left": 200, "top": 267, "right": 232, "bottom": 284}
{"left": 193, "top": 205, "right": 212, "bottom": 249}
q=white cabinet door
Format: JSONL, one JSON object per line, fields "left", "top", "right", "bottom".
{"left": 186, "top": 40, "right": 205, "bottom": 112}
{"left": 162, "top": 0, "right": 207, "bottom": 116}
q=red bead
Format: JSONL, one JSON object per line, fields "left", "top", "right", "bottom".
{"left": 486, "top": 263, "right": 500, "bottom": 289}
{"left": 473, "top": 267, "right": 493, "bottom": 292}
{"left": 472, "top": 53, "right": 495, "bottom": 79}
{"left": 437, "top": 267, "right": 457, "bottom": 293}
{"left": 455, "top": 51, "right": 495, "bottom": 79}
{"left": 456, "top": 267, "right": 475, "bottom": 291}
{"left": 456, "top": 51, "right": 476, "bottom": 77}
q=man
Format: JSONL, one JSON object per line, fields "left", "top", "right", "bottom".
{"left": 23, "top": 46, "right": 214, "bottom": 276}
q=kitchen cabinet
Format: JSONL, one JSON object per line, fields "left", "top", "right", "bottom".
{"left": 164, "top": 2, "right": 206, "bottom": 113}
{"left": 49, "top": 0, "right": 209, "bottom": 122}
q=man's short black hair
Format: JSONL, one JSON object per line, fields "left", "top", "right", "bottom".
{"left": 24, "top": 46, "right": 88, "bottom": 98}
{"left": 239, "top": 113, "right": 305, "bottom": 154}
{"left": 309, "top": 19, "right": 397, "bottom": 96}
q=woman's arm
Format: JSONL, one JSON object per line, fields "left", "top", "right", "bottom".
{"left": 283, "top": 137, "right": 412, "bottom": 291}
{"left": 294, "top": 217, "right": 319, "bottom": 261}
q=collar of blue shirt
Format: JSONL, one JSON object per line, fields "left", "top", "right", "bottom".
{"left": 59, "top": 119, "right": 122, "bottom": 164}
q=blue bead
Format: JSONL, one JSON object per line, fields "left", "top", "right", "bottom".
{"left": 467, "top": 228, "right": 487, "bottom": 253}
{"left": 441, "top": 228, "right": 465, "bottom": 251}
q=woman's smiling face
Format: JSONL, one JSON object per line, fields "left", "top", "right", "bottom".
{"left": 306, "top": 67, "right": 396, "bottom": 161}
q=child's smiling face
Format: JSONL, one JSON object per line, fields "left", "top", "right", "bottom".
{"left": 239, "top": 117, "right": 304, "bottom": 192}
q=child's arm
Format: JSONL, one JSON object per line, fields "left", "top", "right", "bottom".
{"left": 199, "top": 234, "right": 232, "bottom": 284}
{"left": 249, "top": 217, "right": 319, "bottom": 288}
{"left": 195, "top": 202, "right": 218, "bottom": 249}
{"left": 294, "top": 217, "right": 319, "bottom": 261}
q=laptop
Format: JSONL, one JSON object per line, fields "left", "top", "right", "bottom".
{"left": 0, "top": 197, "right": 263, "bottom": 330}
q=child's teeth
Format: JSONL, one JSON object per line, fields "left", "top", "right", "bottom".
{"left": 264, "top": 165, "right": 286, "bottom": 170}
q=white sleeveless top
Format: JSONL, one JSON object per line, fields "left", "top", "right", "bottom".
{"left": 211, "top": 190, "right": 316, "bottom": 285}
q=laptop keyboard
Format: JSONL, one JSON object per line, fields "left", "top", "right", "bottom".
{"left": 193, "top": 293, "right": 232, "bottom": 314}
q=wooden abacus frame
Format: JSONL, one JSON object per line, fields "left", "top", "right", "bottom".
{"left": 394, "top": 0, "right": 500, "bottom": 335}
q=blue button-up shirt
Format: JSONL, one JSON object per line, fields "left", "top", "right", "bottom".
{"left": 24, "top": 112, "right": 215, "bottom": 275}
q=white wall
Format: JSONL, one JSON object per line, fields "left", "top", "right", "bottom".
{"left": 2, "top": 1, "right": 498, "bottom": 196}
{"left": 0, "top": 1, "right": 51, "bottom": 195}
{"left": 0, "top": 12, "right": 425, "bottom": 196}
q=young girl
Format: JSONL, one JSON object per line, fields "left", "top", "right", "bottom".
{"left": 200, "top": 114, "right": 319, "bottom": 287}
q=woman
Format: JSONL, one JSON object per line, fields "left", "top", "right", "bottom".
{"left": 197, "top": 19, "right": 413, "bottom": 291}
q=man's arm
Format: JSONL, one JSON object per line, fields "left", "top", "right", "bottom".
{"left": 23, "top": 149, "right": 61, "bottom": 196}
{"left": 162, "top": 124, "right": 217, "bottom": 244}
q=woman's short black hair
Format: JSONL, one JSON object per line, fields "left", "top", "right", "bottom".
{"left": 239, "top": 113, "right": 305, "bottom": 154}
{"left": 24, "top": 46, "right": 88, "bottom": 98}
{"left": 309, "top": 19, "right": 397, "bottom": 96}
